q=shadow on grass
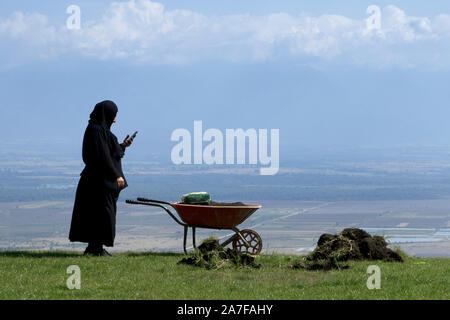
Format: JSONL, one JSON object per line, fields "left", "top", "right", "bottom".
{"left": 0, "top": 250, "right": 185, "bottom": 258}
{"left": 124, "top": 251, "right": 184, "bottom": 258}
{"left": 0, "top": 251, "right": 82, "bottom": 258}
{"left": 0, "top": 251, "right": 184, "bottom": 258}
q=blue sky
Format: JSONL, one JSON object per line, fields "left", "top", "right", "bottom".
{"left": 1, "top": 1, "right": 450, "bottom": 159}
{"left": 1, "top": 1, "right": 450, "bottom": 19}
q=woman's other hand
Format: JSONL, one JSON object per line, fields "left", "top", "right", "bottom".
{"left": 117, "top": 177, "right": 125, "bottom": 189}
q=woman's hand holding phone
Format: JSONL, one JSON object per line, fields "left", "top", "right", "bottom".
{"left": 122, "top": 131, "right": 137, "bottom": 148}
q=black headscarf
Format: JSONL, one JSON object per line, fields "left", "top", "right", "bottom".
{"left": 89, "top": 100, "right": 118, "bottom": 129}
{"left": 87, "top": 100, "right": 124, "bottom": 160}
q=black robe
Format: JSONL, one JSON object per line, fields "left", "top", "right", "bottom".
{"left": 69, "top": 101, "right": 127, "bottom": 247}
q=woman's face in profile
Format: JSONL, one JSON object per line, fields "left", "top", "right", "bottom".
{"left": 113, "top": 117, "right": 117, "bottom": 124}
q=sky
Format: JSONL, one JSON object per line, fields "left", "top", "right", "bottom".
{"left": 1, "top": 0, "right": 450, "bottom": 160}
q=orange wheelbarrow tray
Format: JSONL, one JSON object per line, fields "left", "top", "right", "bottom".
{"left": 126, "top": 197, "right": 263, "bottom": 255}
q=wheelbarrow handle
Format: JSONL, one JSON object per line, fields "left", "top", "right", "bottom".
{"left": 136, "top": 197, "right": 173, "bottom": 206}
{"left": 125, "top": 199, "right": 187, "bottom": 227}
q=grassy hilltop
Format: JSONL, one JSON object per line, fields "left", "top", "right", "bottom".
{"left": 0, "top": 251, "right": 448, "bottom": 300}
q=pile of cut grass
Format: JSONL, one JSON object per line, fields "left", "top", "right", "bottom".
{"left": 292, "top": 228, "right": 403, "bottom": 270}
{"left": 178, "top": 237, "right": 261, "bottom": 269}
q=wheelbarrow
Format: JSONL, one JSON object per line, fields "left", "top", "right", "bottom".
{"left": 126, "top": 198, "right": 263, "bottom": 255}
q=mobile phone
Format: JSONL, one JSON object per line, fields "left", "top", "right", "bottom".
{"left": 131, "top": 131, "right": 138, "bottom": 139}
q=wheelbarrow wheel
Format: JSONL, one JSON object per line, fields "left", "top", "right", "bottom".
{"left": 232, "top": 229, "right": 262, "bottom": 255}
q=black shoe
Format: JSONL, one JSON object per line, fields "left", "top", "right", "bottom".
{"left": 84, "top": 244, "right": 103, "bottom": 256}
{"left": 84, "top": 248, "right": 101, "bottom": 256}
{"left": 100, "top": 249, "right": 113, "bottom": 257}
{"left": 83, "top": 244, "right": 113, "bottom": 257}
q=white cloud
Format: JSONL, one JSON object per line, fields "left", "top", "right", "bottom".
{"left": 1, "top": 0, "right": 450, "bottom": 68}
{"left": 0, "top": 12, "right": 60, "bottom": 58}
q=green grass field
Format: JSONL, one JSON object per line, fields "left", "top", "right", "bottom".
{"left": 0, "top": 251, "right": 448, "bottom": 300}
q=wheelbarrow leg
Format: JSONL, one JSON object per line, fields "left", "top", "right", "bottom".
{"left": 192, "top": 227, "right": 196, "bottom": 249}
{"left": 221, "top": 227, "right": 251, "bottom": 248}
{"left": 183, "top": 226, "right": 188, "bottom": 254}
{"left": 221, "top": 234, "right": 237, "bottom": 248}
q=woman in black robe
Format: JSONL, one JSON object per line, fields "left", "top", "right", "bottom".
{"left": 69, "top": 100, "right": 134, "bottom": 256}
